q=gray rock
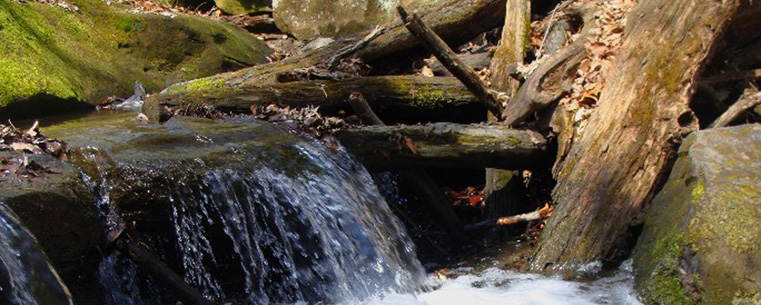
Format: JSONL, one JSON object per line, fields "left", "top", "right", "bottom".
{"left": 632, "top": 124, "right": 761, "bottom": 305}
{"left": 272, "top": 0, "right": 446, "bottom": 41}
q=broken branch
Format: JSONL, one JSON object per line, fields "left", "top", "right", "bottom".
{"left": 398, "top": 6, "right": 504, "bottom": 118}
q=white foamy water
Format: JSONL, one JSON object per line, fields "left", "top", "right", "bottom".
{"left": 353, "top": 263, "right": 644, "bottom": 305}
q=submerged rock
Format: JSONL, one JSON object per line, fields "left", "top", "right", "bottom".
{"left": 632, "top": 124, "right": 761, "bottom": 305}
{"left": 272, "top": 0, "right": 446, "bottom": 41}
{"left": 0, "top": 0, "right": 272, "bottom": 119}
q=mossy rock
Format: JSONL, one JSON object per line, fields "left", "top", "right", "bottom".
{"left": 0, "top": 0, "right": 271, "bottom": 119}
{"left": 214, "top": 0, "right": 271, "bottom": 15}
{"left": 272, "top": 0, "right": 446, "bottom": 41}
{"left": 632, "top": 124, "right": 761, "bottom": 305}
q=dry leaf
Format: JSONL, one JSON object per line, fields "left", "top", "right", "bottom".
{"left": 403, "top": 136, "right": 418, "bottom": 155}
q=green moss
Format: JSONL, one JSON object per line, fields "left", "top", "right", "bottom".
{"left": 116, "top": 16, "right": 140, "bottom": 33}
{"left": 0, "top": 0, "right": 270, "bottom": 118}
{"left": 182, "top": 77, "right": 226, "bottom": 91}
{"left": 409, "top": 85, "right": 454, "bottom": 109}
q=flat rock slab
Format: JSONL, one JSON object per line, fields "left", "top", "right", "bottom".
{"left": 633, "top": 124, "right": 761, "bottom": 305}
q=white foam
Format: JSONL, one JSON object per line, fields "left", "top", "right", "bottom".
{"left": 347, "top": 266, "right": 644, "bottom": 305}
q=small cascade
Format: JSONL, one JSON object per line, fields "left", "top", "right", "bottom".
{"left": 163, "top": 142, "right": 427, "bottom": 304}
{"left": 58, "top": 117, "right": 428, "bottom": 305}
{"left": 0, "top": 203, "right": 73, "bottom": 305}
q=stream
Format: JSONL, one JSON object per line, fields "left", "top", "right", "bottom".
{"left": 2, "top": 111, "right": 644, "bottom": 305}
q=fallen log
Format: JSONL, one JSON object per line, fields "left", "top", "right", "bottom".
{"left": 152, "top": 0, "right": 507, "bottom": 96}
{"left": 529, "top": 0, "right": 740, "bottom": 272}
{"left": 346, "top": 92, "right": 468, "bottom": 245}
{"left": 334, "top": 123, "right": 549, "bottom": 170}
{"left": 398, "top": 6, "right": 504, "bottom": 117}
{"left": 143, "top": 76, "right": 479, "bottom": 122}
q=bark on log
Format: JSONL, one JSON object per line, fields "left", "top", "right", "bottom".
{"left": 334, "top": 123, "right": 549, "bottom": 170}
{"left": 143, "top": 76, "right": 479, "bottom": 122}
{"left": 484, "top": 0, "right": 530, "bottom": 224}
{"left": 398, "top": 6, "right": 504, "bottom": 117}
{"left": 529, "top": 0, "right": 740, "bottom": 272}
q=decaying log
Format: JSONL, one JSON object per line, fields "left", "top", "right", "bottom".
{"left": 484, "top": 0, "right": 530, "bottom": 223}
{"left": 529, "top": 0, "right": 740, "bottom": 272}
{"left": 709, "top": 91, "right": 761, "bottom": 128}
{"left": 347, "top": 92, "right": 468, "bottom": 245}
{"left": 143, "top": 76, "right": 479, "bottom": 122}
{"left": 398, "top": 6, "right": 504, "bottom": 118}
{"left": 334, "top": 123, "right": 549, "bottom": 170}
{"left": 501, "top": 4, "right": 592, "bottom": 126}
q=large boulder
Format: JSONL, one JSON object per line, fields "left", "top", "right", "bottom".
{"left": 632, "top": 124, "right": 761, "bottom": 305}
{"left": 272, "top": 0, "right": 446, "bottom": 41}
{"left": 0, "top": 0, "right": 272, "bottom": 119}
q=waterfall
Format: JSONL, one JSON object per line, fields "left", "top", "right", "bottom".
{"left": 163, "top": 142, "right": 427, "bottom": 304}
{"left": 73, "top": 118, "right": 428, "bottom": 305}
{"left": 0, "top": 203, "right": 73, "bottom": 305}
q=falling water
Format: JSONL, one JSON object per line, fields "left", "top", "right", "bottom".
{"left": 0, "top": 203, "right": 73, "bottom": 305}
{"left": 163, "top": 141, "right": 427, "bottom": 304}
{"left": 59, "top": 117, "right": 428, "bottom": 305}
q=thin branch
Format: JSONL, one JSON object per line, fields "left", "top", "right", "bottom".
{"left": 709, "top": 91, "right": 761, "bottom": 128}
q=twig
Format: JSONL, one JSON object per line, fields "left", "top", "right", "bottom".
{"left": 709, "top": 91, "right": 761, "bottom": 128}
{"left": 464, "top": 204, "right": 553, "bottom": 231}
{"left": 398, "top": 6, "right": 504, "bottom": 118}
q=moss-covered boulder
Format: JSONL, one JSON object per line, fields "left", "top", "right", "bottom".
{"left": 272, "top": 0, "right": 446, "bottom": 41}
{"left": 214, "top": 0, "right": 271, "bottom": 15}
{"left": 0, "top": 151, "right": 102, "bottom": 305}
{"left": 632, "top": 124, "right": 761, "bottom": 305}
{"left": 0, "top": 0, "right": 271, "bottom": 119}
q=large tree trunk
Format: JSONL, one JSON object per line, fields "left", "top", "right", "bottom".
{"left": 484, "top": 0, "right": 530, "bottom": 222}
{"left": 528, "top": 0, "right": 741, "bottom": 272}
{"left": 334, "top": 123, "right": 549, "bottom": 170}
